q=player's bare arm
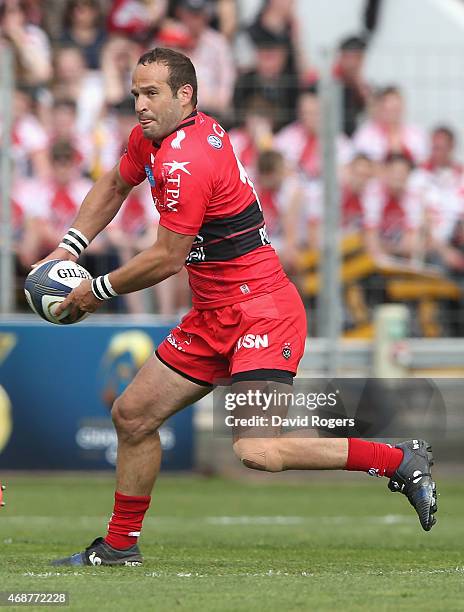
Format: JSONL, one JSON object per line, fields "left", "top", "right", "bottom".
{"left": 108, "top": 226, "right": 195, "bottom": 294}
{"left": 33, "top": 164, "right": 133, "bottom": 265}
{"left": 55, "top": 227, "right": 195, "bottom": 319}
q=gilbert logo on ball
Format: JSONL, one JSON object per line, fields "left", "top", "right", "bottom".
{"left": 24, "top": 259, "right": 92, "bottom": 325}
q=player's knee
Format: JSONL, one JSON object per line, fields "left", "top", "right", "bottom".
{"left": 233, "top": 438, "right": 284, "bottom": 472}
{"left": 111, "top": 394, "right": 161, "bottom": 442}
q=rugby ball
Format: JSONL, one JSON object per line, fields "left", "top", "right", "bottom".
{"left": 24, "top": 259, "right": 92, "bottom": 325}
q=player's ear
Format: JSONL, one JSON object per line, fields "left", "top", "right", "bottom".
{"left": 177, "top": 83, "right": 194, "bottom": 106}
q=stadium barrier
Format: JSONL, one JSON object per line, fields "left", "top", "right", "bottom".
{"left": 0, "top": 316, "right": 193, "bottom": 470}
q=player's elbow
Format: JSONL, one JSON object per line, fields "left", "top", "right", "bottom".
{"left": 168, "top": 256, "right": 185, "bottom": 276}
{"left": 159, "top": 248, "right": 185, "bottom": 277}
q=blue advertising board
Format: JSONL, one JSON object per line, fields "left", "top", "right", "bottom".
{"left": 0, "top": 316, "right": 194, "bottom": 470}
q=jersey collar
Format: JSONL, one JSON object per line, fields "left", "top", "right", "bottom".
{"left": 152, "top": 109, "right": 198, "bottom": 149}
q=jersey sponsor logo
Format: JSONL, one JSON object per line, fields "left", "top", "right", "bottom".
{"left": 171, "top": 129, "right": 186, "bottom": 149}
{"left": 165, "top": 173, "right": 181, "bottom": 212}
{"left": 235, "top": 333, "right": 269, "bottom": 351}
{"left": 240, "top": 284, "right": 250, "bottom": 294}
{"left": 186, "top": 246, "right": 205, "bottom": 263}
{"left": 259, "top": 225, "right": 271, "bottom": 245}
{"left": 163, "top": 160, "right": 191, "bottom": 175}
{"left": 207, "top": 134, "right": 223, "bottom": 149}
{"left": 144, "top": 164, "right": 156, "bottom": 187}
{"left": 162, "top": 161, "right": 191, "bottom": 212}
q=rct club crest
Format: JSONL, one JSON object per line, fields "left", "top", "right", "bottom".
{"left": 282, "top": 342, "right": 292, "bottom": 360}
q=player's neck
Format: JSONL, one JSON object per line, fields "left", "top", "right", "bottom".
{"left": 180, "top": 105, "right": 196, "bottom": 122}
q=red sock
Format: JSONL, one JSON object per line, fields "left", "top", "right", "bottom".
{"left": 105, "top": 491, "right": 151, "bottom": 550}
{"left": 345, "top": 439, "right": 403, "bottom": 478}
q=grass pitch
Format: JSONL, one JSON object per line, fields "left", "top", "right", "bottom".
{"left": 0, "top": 474, "right": 462, "bottom": 611}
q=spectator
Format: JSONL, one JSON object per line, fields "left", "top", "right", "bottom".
{"left": 297, "top": 156, "right": 374, "bottom": 251}
{"left": 212, "top": 0, "right": 237, "bottom": 41}
{"left": 52, "top": 44, "right": 104, "bottom": 134}
{"left": 154, "top": 18, "right": 194, "bottom": 51}
{"left": 169, "top": 0, "right": 238, "bottom": 41}
{"left": 48, "top": 98, "right": 93, "bottom": 175}
{"left": 421, "top": 126, "right": 463, "bottom": 191}
{"left": 248, "top": 0, "right": 306, "bottom": 78}
{"left": 7, "top": 87, "right": 51, "bottom": 180}
{"left": 353, "top": 86, "right": 428, "bottom": 164}
{"left": 233, "top": 29, "right": 298, "bottom": 130}
{"left": 11, "top": 176, "right": 50, "bottom": 267}
{"left": 176, "top": 0, "right": 235, "bottom": 120}
{"left": 341, "top": 153, "right": 374, "bottom": 232}
{"left": 0, "top": 0, "right": 52, "bottom": 86}
{"left": 254, "top": 150, "right": 305, "bottom": 272}
{"left": 60, "top": 0, "right": 106, "bottom": 70}
{"left": 89, "top": 97, "right": 137, "bottom": 179}
{"left": 417, "top": 127, "right": 464, "bottom": 255}
{"left": 274, "top": 88, "right": 353, "bottom": 181}
{"left": 228, "top": 98, "right": 274, "bottom": 179}
{"left": 100, "top": 35, "right": 142, "bottom": 106}
{"left": 362, "top": 153, "right": 422, "bottom": 259}
{"left": 107, "top": 0, "right": 168, "bottom": 42}
{"left": 440, "top": 211, "right": 464, "bottom": 274}
{"left": 15, "top": 140, "right": 95, "bottom": 266}
{"left": 334, "top": 35, "right": 371, "bottom": 137}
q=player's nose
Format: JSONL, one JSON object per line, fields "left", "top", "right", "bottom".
{"left": 135, "top": 95, "right": 149, "bottom": 113}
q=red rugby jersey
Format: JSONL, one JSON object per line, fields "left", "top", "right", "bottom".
{"left": 119, "top": 110, "right": 288, "bottom": 309}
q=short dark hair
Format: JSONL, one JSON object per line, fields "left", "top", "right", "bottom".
{"left": 53, "top": 98, "right": 77, "bottom": 111}
{"left": 375, "top": 85, "right": 402, "bottom": 100}
{"left": 63, "top": 0, "right": 102, "bottom": 30}
{"left": 352, "top": 153, "right": 372, "bottom": 164}
{"left": 257, "top": 150, "right": 284, "bottom": 175}
{"left": 339, "top": 35, "right": 367, "bottom": 52}
{"left": 51, "top": 139, "right": 75, "bottom": 161}
{"left": 137, "top": 47, "right": 198, "bottom": 107}
{"left": 433, "top": 125, "right": 455, "bottom": 143}
{"left": 384, "top": 152, "right": 414, "bottom": 170}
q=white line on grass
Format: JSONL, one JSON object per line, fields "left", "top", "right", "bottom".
{"left": 21, "top": 567, "right": 464, "bottom": 579}
{"left": 2, "top": 514, "right": 415, "bottom": 527}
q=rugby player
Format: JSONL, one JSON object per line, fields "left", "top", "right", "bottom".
{"left": 36, "top": 48, "right": 436, "bottom": 566}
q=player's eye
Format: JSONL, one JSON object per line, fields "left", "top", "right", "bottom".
{"left": 148, "top": 91, "right": 158, "bottom": 96}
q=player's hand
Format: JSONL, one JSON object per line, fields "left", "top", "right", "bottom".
{"left": 55, "top": 279, "right": 102, "bottom": 320}
{"left": 31, "top": 247, "right": 77, "bottom": 269}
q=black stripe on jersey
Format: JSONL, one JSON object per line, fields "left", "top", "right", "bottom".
{"left": 186, "top": 224, "right": 271, "bottom": 264}
{"left": 193, "top": 201, "right": 263, "bottom": 245}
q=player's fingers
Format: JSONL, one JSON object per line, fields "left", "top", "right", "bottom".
{"left": 69, "top": 303, "right": 81, "bottom": 322}
{"left": 55, "top": 294, "right": 73, "bottom": 316}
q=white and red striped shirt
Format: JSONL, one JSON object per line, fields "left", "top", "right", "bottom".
{"left": 274, "top": 122, "right": 353, "bottom": 179}
{"left": 362, "top": 173, "right": 424, "bottom": 243}
{"left": 353, "top": 120, "right": 428, "bottom": 164}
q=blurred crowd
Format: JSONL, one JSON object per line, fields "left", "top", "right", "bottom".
{"left": 2, "top": 0, "right": 464, "bottom": 321}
